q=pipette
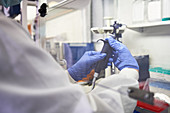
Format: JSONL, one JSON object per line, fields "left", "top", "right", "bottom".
{"left": 91, "top": 21, "right": 125, "bottom": 90}
{"left": 91, "top": 39, "right": 113, "bottom": 90}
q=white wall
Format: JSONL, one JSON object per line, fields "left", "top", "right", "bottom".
{"left": 45, "top": 6, "right": 91, "bottom": 43}
{"left": 46, "top": 10, "right": 83, "bottom": 42}
{"left": 118, "top": 0, "right": 170, "bottom": 69}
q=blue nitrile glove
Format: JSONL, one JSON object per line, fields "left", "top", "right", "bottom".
{"left": 68, "top": 51, "right": 106, "bottom": 81}
{"left": 106, "top": 37, "right": 139, "bottom": 71}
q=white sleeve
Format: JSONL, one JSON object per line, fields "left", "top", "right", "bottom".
{"left": 87, "top": 68, "right": 139, "bottom": 113}
{"left": 65, "top": 70, "right": 76, "bottom": 83}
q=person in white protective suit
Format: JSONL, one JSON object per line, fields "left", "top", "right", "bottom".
{"left": 0, "top": 2, "right": 139, "bottom": 113}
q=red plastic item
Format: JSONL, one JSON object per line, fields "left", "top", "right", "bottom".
{"left": 137, "top": 99, "right": 169, "bottom": 113}
{"left": 138, "top": 81, "right": 169, "bottom": 112}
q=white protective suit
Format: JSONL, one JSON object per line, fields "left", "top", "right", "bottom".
{"left": 0, "top": 12, "right": 139, "bottom": 113}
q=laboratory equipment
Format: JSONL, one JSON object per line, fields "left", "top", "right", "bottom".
{"left": 132, "top": 0, "right": 145, "bottom": 23}
{"left": 95, "top": 84, "right": 170, "bottom": 112}
{"left": 162, "top": 0, "right": 170, "bottom": 21}
{"left": 91, "top": 39, "right": 113, "bottom": 89}
{"left": 143, "top": 78, "right": 170, "bottom": 98}
{"left": 128, "top": 87, "right": 170, "bottom": 113}
{"left": 134, "top": 78, "right": 170, "bottom": 112}
{"left": 148, "top": 0, "right": 161, "bottom": 22}
{"left": 76, "top": 18, "right": 127, "bottom": 87}
{"left": 91, "top": 20, "right": 126, "bottom": 89}
{"left": 91, "top": 21, "right": 126, "bottom": 42}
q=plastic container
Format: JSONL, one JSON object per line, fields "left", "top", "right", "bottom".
{"left": 132, "top": 0, "right": 145, "bottom": 23}
{"left": 143, "top": 78, "right": 170, "bottom": 97}
{"left": 148, "top": 0, "right": 161, "bottom": 22}
{"left": 162, "top": 0, "right": 170, "bottom": 21}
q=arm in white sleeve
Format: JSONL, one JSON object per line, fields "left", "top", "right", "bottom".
{"left": 86, "top": 68, "right": 139, "bottom": 113}
{"left": 0, "top": 13, "right": 92, "bottom": 113}
{"left": 0, "top": 12, "right": 139, "bottom": 113}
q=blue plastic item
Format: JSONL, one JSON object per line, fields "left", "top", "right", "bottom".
{"left": 149, "top": 81, "right": 170, "bottom": 90}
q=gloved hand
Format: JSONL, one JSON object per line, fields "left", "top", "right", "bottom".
{"left": 68, "top": 51, "right": 106, "bottom": 81}
{"left": 106, "top": 36, "right": 139, "bottom": 71}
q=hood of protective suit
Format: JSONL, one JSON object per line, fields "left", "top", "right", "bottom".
{"left": 0, "top": 12, "right": 92, "bottom": 113}
{"left": 0, "top": 0, "right": 22, "bottom": 8}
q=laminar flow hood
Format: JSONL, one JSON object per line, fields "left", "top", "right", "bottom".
{"left": 45, "top": 0, "right": 91, "bottom": 20}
